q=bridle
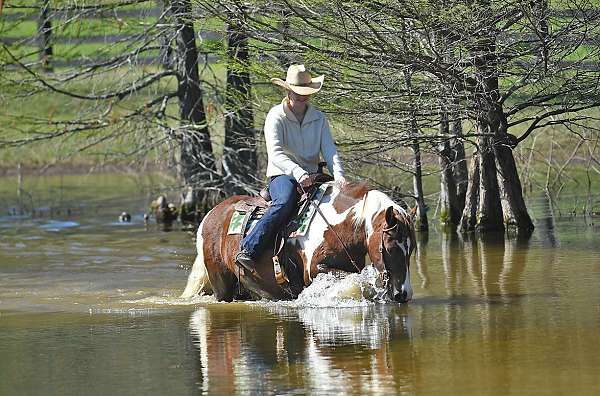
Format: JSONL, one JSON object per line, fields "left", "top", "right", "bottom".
{"left": 379, "top": 222, "right": 399, "bottom": 260}
{"left": 378, "top": 221, "right": 409, "bottom": 281}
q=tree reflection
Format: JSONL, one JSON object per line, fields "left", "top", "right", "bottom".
{"left": 186, "top": 224, "right": 584, "bottom": 395}
{"left": 415, "top": 232, "right": 430, "bottom": 288}
{"left": 437, "top": 231, "right": 532, "bottom": 301}
{"left": 535, "top": 192, "right": 559, "bottom": 248}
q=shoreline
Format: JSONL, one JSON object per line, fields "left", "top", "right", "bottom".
{"left": 0, "top": 162, "right": 168, "bottom": 178}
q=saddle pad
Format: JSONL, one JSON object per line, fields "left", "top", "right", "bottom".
{"left": 226, "top": 182, "right": 332, "bottom": 237}
{"left": 290, "top": 182, "right": 331, "bottom": 237}
{"left": 227, "top": 210, "right": 247, "bottom": 235}
{"left": 227, "top": 210, "right": 260, "bottom": 234}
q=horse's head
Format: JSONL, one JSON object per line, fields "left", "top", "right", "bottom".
{"left": 372, "top": 206, "right": 416, "bottom": 303}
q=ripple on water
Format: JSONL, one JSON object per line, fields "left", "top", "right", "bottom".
{"left": 117, "top": 266, "right": 389, "bottom": 311}
{"left": 121, "top": 293, "right": 217, "bottom": 306}
{"left": 39, "top": 220, "right": 80, "bottom": 232}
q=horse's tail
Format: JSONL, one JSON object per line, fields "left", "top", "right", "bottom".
{"left": 180, "top": 216, "right": 213, "bottom": 298}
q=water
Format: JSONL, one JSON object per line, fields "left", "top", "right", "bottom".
{"left": 1, "top": 173, "right": 600, "bottom": 395}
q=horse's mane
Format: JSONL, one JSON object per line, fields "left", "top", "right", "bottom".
{"left": 335, "top": 182, "right": 402, "bottom": 235}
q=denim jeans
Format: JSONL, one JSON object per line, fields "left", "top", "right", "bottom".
{"left": 240, "top": 174, "right": 299, "bottom": 258}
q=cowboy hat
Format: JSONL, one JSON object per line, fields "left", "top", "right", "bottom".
{"left": 270, "top": 64, "right": 324, "bottom": 96}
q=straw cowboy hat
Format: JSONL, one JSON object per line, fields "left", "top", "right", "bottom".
{"left": 271, "top": 64, "right": 324, "bottom": 96}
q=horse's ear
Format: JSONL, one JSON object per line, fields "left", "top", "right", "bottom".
{"left": 385, "top": 206, "right": 397, "bottom": 226}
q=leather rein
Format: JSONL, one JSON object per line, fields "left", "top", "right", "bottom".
{"left": 301, "top": 184, "right": 361, "bottom": 272}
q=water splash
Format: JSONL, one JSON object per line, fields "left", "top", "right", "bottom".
{"left": 121, "top": 266, "right": 389, "bottom": 310}
{"left": 293, "top": 265, "right": 390, "bottom": 308}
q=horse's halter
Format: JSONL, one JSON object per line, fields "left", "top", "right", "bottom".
{"left": 378, "top": 222, "right": 409, "bottom": 278}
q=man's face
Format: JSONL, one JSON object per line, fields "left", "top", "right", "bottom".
{"left": 289, "top": 91, "right": 311, "bottom": 104}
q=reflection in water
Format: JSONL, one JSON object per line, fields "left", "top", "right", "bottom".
{"left": 439, "top": 232, "right": 531, "bottom": 301}
{"left": 435, "top": 232, "right": 531, "bottom": 357}
{"left": 189, "top": 305, "right": 415, "bottom": 394}
{"left": 415, "top": 232, "right": 430, "bottom": 288}
{"left": 536, "top": 191, "right": 559, "bottom": 247}
{"left": 3, "top": 173, "right": 600, "bottom": 395}
{"left": 186, "top": 229, "right": 593, "bottom": 394}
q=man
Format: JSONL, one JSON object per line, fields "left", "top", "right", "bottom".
{"left": 235, "top": 64, "right": 346, "bottom": 272}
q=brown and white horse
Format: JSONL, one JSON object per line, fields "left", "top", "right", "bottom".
{"left": 181, "top": 183, "right": 416, "bottom": 303}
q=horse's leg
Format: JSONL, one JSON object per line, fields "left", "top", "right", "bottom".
{"left": 236, "top": 251, "right": 294, "bottom": 300}
{"left": 180, "top": 217, "right": 213, "bottom": 298}
{"left": 209, "top": 268, "right": 238, "bottom": 302}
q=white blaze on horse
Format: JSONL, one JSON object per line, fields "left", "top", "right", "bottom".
{"left": 181, "top": 183, "right": 416, "bottom": 303}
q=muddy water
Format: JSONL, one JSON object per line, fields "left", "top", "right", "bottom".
{"left": 1, "top": 173, "right": 600, "bottom": 395}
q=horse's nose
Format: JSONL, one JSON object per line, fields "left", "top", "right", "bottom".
{"left": 394, "top": 283, "right": 413, "bottom": 303}
{"left": 394, "top": 290, "right": 408, "bottom": 303}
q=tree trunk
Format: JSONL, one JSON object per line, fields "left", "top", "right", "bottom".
{"left": 477, "top": 135, "right": 504, "bottom": 232}
{"left": 439, "top": 111, "right": 462, "bottom": 226}
{"left": 533, "top": 0, "right": 549, "bottom": 72}
{"left": 460, "top": 0, "right": 530, "bottom": 233}
{"left": 459, "top": 152, "right": 480, "bottom": 232}
{"left": 404, "top": 70, "right": 428, "bottom": 231}
{"left": 495, "top": 141, "right": 535, "bottom": 231}
{"left": 172, "top": 0, "right": 217, "bottom": 220}
{"left": 412, "top": 142, "right": 428, "bottom": 231}
{"left": 451, "top": 117, "right": 468, "bottom": 208}
{"left": 38, "top": 0, "right": 52, "bottom": 72}
{"left": 458, "top": 124, "right": 504, "bottom": 232}
{"left": 435, "top": 26, "right": 467, "bottom": 227}
{"left": 222, "top": 13, "right": 257, "bottom": 194}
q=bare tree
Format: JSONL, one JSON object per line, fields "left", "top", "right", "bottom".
{"left": 222, "top": 8, "right": 258, "bottom": 194}
{"left": 214, "top": 0, "right": 600, "bottom": 233}
{"left": 37, "top": 0, "right": 52, "bottom": 71}
{"left": 3, "top": 0, "right": 600, "bottom": 233}
{"left": 171, "top": 0, "right": 219, "bottom": 216}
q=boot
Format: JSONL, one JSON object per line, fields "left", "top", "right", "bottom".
{"left": 235, "top": 250, "right": 257, "bottom": 276}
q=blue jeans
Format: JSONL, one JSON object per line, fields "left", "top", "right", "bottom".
{"left": 240, "top": 174, "right": 299, "bottom": 258}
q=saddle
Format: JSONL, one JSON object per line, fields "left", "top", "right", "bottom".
{"left": 228, "top": 171, "right": 334, "bottom": 287}
{"left": 228, "top": 173, "right": 334, "bottom": 237}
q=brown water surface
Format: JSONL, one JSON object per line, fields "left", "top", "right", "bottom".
{"left": 1, "top": 173, "right": 599, "bottom": 395}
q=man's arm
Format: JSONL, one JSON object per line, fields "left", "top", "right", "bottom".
{"left": 320, "top": 118, "right": 345, "bottom": 181}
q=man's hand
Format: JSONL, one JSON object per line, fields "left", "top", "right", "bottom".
{"left": 335, "top": 176, "right": 349, "bottom": 189}
{"left": 299, "top": 174, "right": 311, "bottom": 191}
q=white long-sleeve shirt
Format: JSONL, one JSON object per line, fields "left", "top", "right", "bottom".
{"left": 264, "top": 99, "right": 345, "bottom": 181}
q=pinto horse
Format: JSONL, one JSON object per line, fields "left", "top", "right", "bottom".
{"left": 181, "top": 183, "right": 416, "bottom": 303}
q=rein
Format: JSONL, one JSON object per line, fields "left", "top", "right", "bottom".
{"left": 302, "top": 184, "right": 361, "bottom": 272}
